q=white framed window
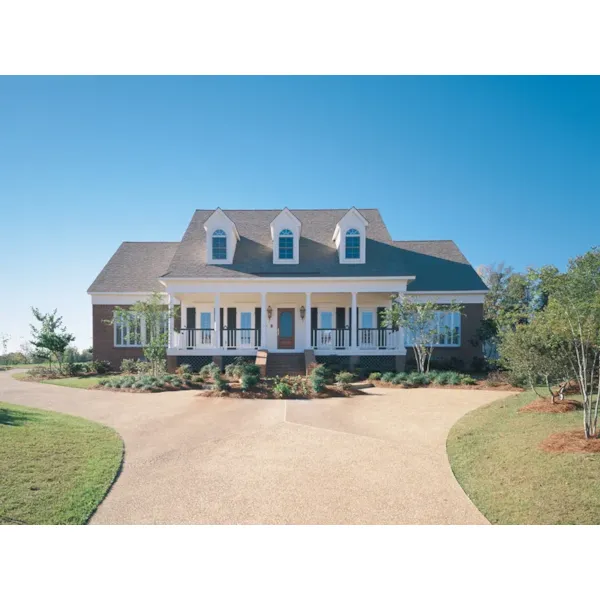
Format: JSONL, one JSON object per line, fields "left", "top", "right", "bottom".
{"left": 212, "top": 229, "right": 227, "bottom": 260}
{"left": 404, "top": 311, "right": 461, "bottom": 347}
{"left": 200, "top": 312, "right": 212, "bottom": 330}
{"left": 345, "top": 228, "right": 361, "bottom": 259}
{"left": 114, "top": 312, "right": 168, "bottom": 347}
{"left": 278, "top": 229, "right": 294, "bottom": 260}
{"left": 360, "top": 309, "right": 374, "bottom": 329}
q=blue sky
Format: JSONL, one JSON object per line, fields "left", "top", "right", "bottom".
{"left": 1, "top": 76, "right": 598, "bottom": 352}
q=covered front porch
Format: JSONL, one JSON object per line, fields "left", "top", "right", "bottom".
{"left": 167, "top": 291, "right": 405, "bottom": 356}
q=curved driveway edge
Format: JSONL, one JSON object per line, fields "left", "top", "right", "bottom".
{"left": 1, "top": 371, "right": 513, "bottom": 524}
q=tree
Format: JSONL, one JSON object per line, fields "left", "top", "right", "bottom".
{"left": 501, "top": 248, "right": 600, "bottom": 438}
{"left": 382, "top": 295, "right": 463, "bottom": 373}
{"left": 29, "top": 308, "right": 75, "bottom": 373}
{"left": 0, "top": 332, "right": 10, "bottom": 365}
{"left": 476, "top": 263, "right": 532, "bottom": 360}
{"left": 107, "top": 292, "right": 179, "bottom": 376}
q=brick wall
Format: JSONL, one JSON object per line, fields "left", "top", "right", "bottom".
{"left": 92, "top": 304, "right": 181, "bottom": 370}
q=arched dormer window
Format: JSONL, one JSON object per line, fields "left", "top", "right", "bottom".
{"left": 212, "top": 229, "right": 227, "bottom": 260}
{"left": 345, "top": 228, "right": 361, "bottom": 259}
{"left": 278, "top": 229, "right": 294, "bottom": 260}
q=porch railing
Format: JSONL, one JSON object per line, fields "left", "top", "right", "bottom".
{"left": 312, "top": 328, "right": 349, "bottom": 350}
{"left": 176, "top": 328, "right": 260, "bottom": 350}
{"left": 357, "top": 328, "right": 399, "bottom": 350}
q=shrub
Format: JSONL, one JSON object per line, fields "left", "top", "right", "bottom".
{"left": 433, "top": 371, "right": 451, "bottom": 385}
{"left": 176, "top": 363, "right": 192, "bottom": 376}
{"left": 200, "top": 362, "right": 221, "bottom": 379}
{"left": 64, "top": 361, "right": 85, "bottom": 376}
{"left": 461, "top": 375, "right": 477, "bottom": 385}
{"left": 392, "top": 372, "right": 408, "bottom": 385}
{"left": 447, "top": 372, "right": 462, "bottom": 385}
{"left": 368, "top": 371, "right": 382, "bottom": 381}
{"left": 335, "top": 371, "right": 354, "bottom": 390}
{"left": 309, "top": 364, "right": 328, "bottom": 393}
{"left": 120, "top": 358, "right": 138, "bottom": 374}
{"left": 381, "top": 371, "right": 396, "bottom": 383}
{"left": 135, "top": 359, "right": 152, "bottom": 375}
{"left": 406, "top": 372, "right": 430, "bottom": 387}
{"left": 211, "top": 373, "right": 228, "bottom": 391}
{"left": 240, "top": 373, "right": 258, "bottom": 392}
{"left": 273, "top": 381, "right": 292, "bottom": 399}
{"left": 191, "top": 375, "right": 204, "bottom": 384}
{"left": 91, "top": 360, "right": 111, "bottom": 374}
{"left": 243, "top": 363, "right": 261, "bottom": 378}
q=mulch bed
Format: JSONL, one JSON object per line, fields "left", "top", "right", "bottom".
{"left": 369, "top": 380, "right": 522, "bottom": 392}
{"left": 196, "top": 382, "right": 365, "bottom": 400}
{"left": 519, "top": 398, "right": 581, "bottom": 414}
{"left": 93, "top": 382, "right": 205, "bottom": 394}
{"left": 539, "top": 429, "right": 600, "bottom": 453}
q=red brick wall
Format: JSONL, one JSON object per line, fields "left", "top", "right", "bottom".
{"left": 92, "top": 304, "right": 181, "bottom": 370}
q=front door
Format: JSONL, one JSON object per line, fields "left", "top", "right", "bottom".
{"left": 277, "top": 308, "right": 295, "bottom": 349}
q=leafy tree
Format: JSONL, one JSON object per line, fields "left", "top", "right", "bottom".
{"left": 0, "top": 332, "right": 10, "bottom": 364}
{"left": 29, "top": 308, "right": 75, "bottom": 373}
{"left": 107, "top": 292, "right": 179, "bottom": 377}
{"left": 382, "top": 295, "right": 463, "bottom": 373}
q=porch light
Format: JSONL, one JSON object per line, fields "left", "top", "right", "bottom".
{"left": 267, "top": 305, "right": 273, "bottom": 321}
{"left": 300, "top": 305, "right": 306, "bottom": 320}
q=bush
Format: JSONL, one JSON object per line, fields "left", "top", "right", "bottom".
{"left": 309, "top": 364, "right": 328, "bottom": 393}
{"left": 335, "top": 371, "right": 354, "bottom": 390}
{"left": 406, "top": 372, "right": 431, "bottom": 387}
{"left": 447, "top": 372, "right": 462, "bottom": 385}
{"left": 392, "top": 372, "right": 408, "bottom": 385}
{"left": 381, "top": 371, "right": 396, "bottom": 383}
{"left": 432, "top": 371, "right": 451, "bottom": 385}
{"left": 273, "top": 380, "right": 292, "bottom": 399}
{"left": 121, "top": 358, "right": 138, "bottom": 374}
{"left": 63, "top": 361, "right": 85, "bottom": 376}
{"left": 461, "top": 375, "right": 477, "bottom": 385}
{"left": 176, "top": 363, "right": 192, "bottom": 376}
{"left": 243, "top": 363, "right": 261, "bottom": 378}
{"left": 200, "top": 362, "right": 221, "bottom": 379}
{"left": 240, "top": 373, "right": 258, "bottom": 392}
{"left": 91, "top": 360, "right": 111, "bottom": 374}
{"left": 135, "top": 359, "right": 153, "bottom": 375}
{"left": 368, "top": 371, "right": 382, "bottom": 381}
{"left": 212, "top": 373, "right": 228, "bottom": 391}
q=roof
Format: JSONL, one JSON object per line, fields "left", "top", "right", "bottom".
{"left": 87, "top": 242, "right": 179, "bottom": 293}
{"left": 88, "top": 209, "right": 488, "bottom": 293}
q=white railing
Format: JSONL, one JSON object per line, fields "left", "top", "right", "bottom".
{"left": 357, "top": 328, "right": 399, "bottom": 350}
{"left": 176, "top": 329, "right": 215, "bottom": 350}
{"left": 175, "top": 328, "right": 259, "bottom": 350}
{"left": 312, "top": 328, "right": 350, "bottom": 350}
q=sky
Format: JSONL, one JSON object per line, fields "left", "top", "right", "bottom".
{"left": 0, "top": 76, "right": 599, "bottom": 353}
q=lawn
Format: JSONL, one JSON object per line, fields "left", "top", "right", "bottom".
{"left": 0, "top": 363, "right": 40, "bottom": 370}
{"left": 447, "top": 389, "right": 600, "bottom": 525}
{"left": 12, "top": 372, "right": 109, "bottom": 389}
{"left": 0, "top": 402, "right": 123, "bottom": 524}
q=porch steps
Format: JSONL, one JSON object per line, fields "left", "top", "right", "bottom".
{"left": 266, "top": 353, "right": 306, "bottom": 378}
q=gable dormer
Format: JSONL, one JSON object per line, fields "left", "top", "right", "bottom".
{"left": 332, "top": 207, "right": 368, "bottom": 264}
{"left": 204, "top": 208, "right": 240, "bottom": 264}
{"left": 270, "top": 208, "right": 301, "bottom": 264}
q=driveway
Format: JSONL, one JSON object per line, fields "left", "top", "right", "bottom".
{"left": 0, "top": 371, "right": 513, "bottom": 524}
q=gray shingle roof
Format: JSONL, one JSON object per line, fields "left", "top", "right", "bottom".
{"left": 88, "top": 209, "right": 487, "bottom": 293}
{"left": 87, "top": 242, "right": 179, "bottom": 293}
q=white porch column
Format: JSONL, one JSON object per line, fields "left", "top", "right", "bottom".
{"left": 396, "top": 292, "right": 405, "bottom": 351}
{"left": 305, "top": 291, "right": 312, "bottom": 349}
{"left": 168, "top": 294, "right": 175, "bottom": 348}
{"left": 351, "top": 291, "right": 358, "bottom": 350}
{"left": 214, "top": 292, "right": 221, "bottom": 349}
{"left": 261, "top": 291, "right": 267, "bottom": 349}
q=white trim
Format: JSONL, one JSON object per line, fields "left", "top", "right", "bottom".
{"left": 159, "top": 276, "right": 416, "bottom": 282}
{"left": 405, "top": 291, "right": 487, "bottom": 304}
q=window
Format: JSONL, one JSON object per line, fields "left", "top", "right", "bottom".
{"left": 404, "top": 311, "right": 461, "bottom": 347}
{"left": 240, "top": 311, "right": 252, "bottom": 345}
{"left": 212, "top": 229, "right": 227, "bottom": 260}
{"left": 278, "top": 228, "right": 294, "bottom": 259}
{"left": 345, "top": 228, "right": 360, "bottom": 259}
{"left": 200, "top": 312, "right": 211, "bottom": 330}
{"left": 320, "top": 311, "right": 333, "bottom": 329}
{"left": 115, "top": 312, "right": 168, "bottom": 347}
{"left": 360, "top": 310, "right": 374, "bottom": 329}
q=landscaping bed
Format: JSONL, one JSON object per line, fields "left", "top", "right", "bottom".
{"left": 447, "top": 389, "right": 600, "bottom": 525}
{"left": 518, "top": 397, "right": 581, "bottom": 413}
{"left": 0, "top": 401, "right": 123, "bottom": 525}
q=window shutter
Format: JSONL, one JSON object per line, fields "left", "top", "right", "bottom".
{"left": 311, "top": 307, "right": 318, "bottom": 348}
{"left": 254, "top": 307, "right": 261, "bottom": 347}
{"left": 227, "top": 307, "right": 237, "bottom": 347}
{"left": 219, "top": 307, "right": 224, "bottom": 347}
{"left": 186, "top": 307, "right": 196, "bottom": 329}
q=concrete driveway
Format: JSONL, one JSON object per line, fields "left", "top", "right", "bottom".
{"left": 0, "top": 371, "right": 513, "bottom": 524}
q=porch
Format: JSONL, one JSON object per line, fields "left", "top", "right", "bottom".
{"left": 167, "top": 291, "right": 406, "bottom": 356}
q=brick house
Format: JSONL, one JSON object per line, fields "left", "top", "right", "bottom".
{"left": 88, "top": 207, "right": 488, "bottom": 375}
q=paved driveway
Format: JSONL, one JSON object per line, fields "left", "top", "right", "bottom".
{"left": 0, "top": 371, "right": 513, "bottom": 524}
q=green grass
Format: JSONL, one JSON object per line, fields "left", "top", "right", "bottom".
{"left": 0, "top": 363, "right": 40, "bottom": 370}
{"left": 12, "top": 372, "right": 111, "bottom": 389}
{"left": 0, "top": 402, "right": 123, "bottom": 524}
{"left": 447, "top": 390, "right": 600, "bottom": 525}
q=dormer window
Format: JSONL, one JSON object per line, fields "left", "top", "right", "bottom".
{"left": 278, "top": 229, "right": 294, "bottom": 260}
{"left": 212, "top": 229, "right": 227, "bottom": 260}
{"left": 345, "top": 228, "right": 361, "bottom": 259}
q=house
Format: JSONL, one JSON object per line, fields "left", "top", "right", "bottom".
{"left": 87, "top": 207, "right": 488, "bottom": 375}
